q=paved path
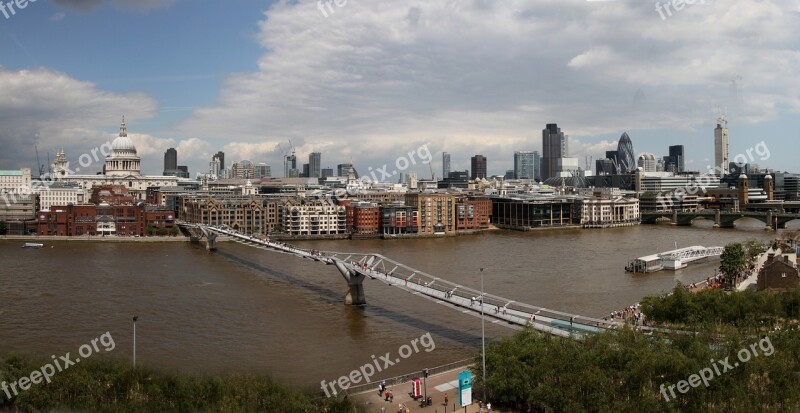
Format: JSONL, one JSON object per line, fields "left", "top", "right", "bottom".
{"left": 353, "top": 368, "right": 505, "bottom": 413}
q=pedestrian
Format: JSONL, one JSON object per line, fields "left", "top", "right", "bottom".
{"left": 487, "top": 402, "right": 492, "bottom": 411}
{"left": 444, "top": 393, "right": 448, "bottom": 406}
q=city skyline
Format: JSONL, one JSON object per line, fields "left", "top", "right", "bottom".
{"left": 1, "top": 1, "right": 798, "bottom": 178}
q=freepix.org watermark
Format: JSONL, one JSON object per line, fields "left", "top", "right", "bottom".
{"left": 655, "top": 0, "right": 706, "bottom": 21}
{"left": 660, "top": 336, "right": 774, "bottom": 402}
{"left": 315, "top": 142, "right": 433, "bottom": 204}
{"left": 0, "top": 0, "right": 37, "bottom": 20}
{"left": 317, "top": 0, "right": 347, "bottom": 18}
{"left": 1, "top": 332, "right": 116, "bottom": 400}
{"left": 657, "top": 140, "right": 771, "bottom": 210}
{"left": 1, "top": 141, "right": 112, "bottom": 208}
{"left": 320, "top": 332, "right": 435, "bottom": 397}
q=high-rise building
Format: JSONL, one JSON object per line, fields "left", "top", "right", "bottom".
{"left": 471, "top": 155, "right": 487, "bottom": 180}
{"left": 541, "top": 124, "right": 568, "bottom": 180}
{"left": 336, "top": 163, "right": 359, "bottom": 178}
{"left": 666, "top": 145, "right": 684, "bottom": 173}
{"left": 533, "top": 151, "right": 541, "bottom": 181}
{"left": 231, "top": 160, "right": 255, "bottom": 179}
{"left": 284, "top": 150, "right": 297, "bottom": 178}
{"left": 604, "top": 150, "right": 620, "bottom": 174}
{"left": 513, "top": 151, "right": 535, "bottom": 180}
{"left": 616, "top": 132, "right": 635, "bottom": 174}
{"left": 714, "top": 118, "right": 729, "bottom": 176}
{"left": 638, "top": 153, "right": 657, "bottom": 172}
{"left": 321, "top": 168, "right": 334, "bottom": 178}
{"left": 309, "top": 152, "right": 322, "bottom": 178}
{"left": 596, "top": 158, "right": 615, "bottom": 175}
{"left": 302, "top": 163, "right": 310, "bottom": 178}
{"left": 209, "top": 158, "right": 221, "bottom": 178}
{"left": 442, "top": 152, "right": 451, "bottom": 179}
{"left": 255, "top": 163, "right": 271, "bottom": 178}
{"left": 163, "top": 148, "right": 177, "bottom": 174}
{"left": 213, "top": 151, "right": 225, "bottom": 171}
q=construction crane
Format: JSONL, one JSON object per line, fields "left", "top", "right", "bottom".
{"left": 34, "top": 145, "right": 45, "bottom": 178}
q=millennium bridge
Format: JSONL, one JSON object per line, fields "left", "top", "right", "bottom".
{"left": 179, "top": 223, "right": 686, "bottom": 339}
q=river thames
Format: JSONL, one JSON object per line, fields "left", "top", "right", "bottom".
{"left": 0, "top": 220, "right": 783, "bottom": 387}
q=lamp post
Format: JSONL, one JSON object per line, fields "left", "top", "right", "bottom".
{"left": 132, "top": 315, "right": 138, "bottom": 368}
{"left": 480, "top": 267, "right": 486, "bottom": 405}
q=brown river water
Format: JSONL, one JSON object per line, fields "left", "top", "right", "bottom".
{"left": 0, "top": 219, "right": 784, "bottom": 386}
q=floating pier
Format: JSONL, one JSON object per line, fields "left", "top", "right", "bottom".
{"left": 626, "top": 246, "right": 724, "bottom": 273}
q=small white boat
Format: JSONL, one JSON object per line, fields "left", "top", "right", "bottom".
{"left": 22, "top": 243, "right": 44, "bottom": 249}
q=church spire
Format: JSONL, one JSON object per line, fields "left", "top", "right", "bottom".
{"left": 119, "top": 116, "right": 127, "bottom": 137}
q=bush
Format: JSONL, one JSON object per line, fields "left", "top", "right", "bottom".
{"left": 0, "top": 355, "right": 358, "bottom": 413}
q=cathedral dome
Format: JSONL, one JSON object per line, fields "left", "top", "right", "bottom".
{"left": 111, "top": 116, "right": 137, "bottom": 153}
{"left": 112, "top": 136, "right": 136, "bottom": 152}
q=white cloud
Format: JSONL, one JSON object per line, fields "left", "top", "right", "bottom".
{"left": 0, "top": 67, "right": 159, "bottom": 173}
{"left": 171, "top": 0, "right": 799, "bottom": 175}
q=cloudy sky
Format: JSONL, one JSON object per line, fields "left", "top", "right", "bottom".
{"left": 1, "top": 0, "right": 798, "bottom": 179}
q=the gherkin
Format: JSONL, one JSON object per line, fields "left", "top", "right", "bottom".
{"left": 616, "top": 132, "right": 635, "bottom": 174}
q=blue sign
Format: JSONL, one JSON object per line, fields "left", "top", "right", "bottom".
{"left": 458, "top": 370, "right": 472, "bottom": 407}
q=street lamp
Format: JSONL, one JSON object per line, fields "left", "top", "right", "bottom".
{"left": 132, "top": 316, "right": 138, "bottom": 368}
{"left": 480, "top": 267, "right": 486, "bottom": 405}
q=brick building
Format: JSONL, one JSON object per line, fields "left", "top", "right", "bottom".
{"left": 455, "top": 196, "right": 492, "bottom": 231}
{"left": 758, "top": 253, "right": 800, "bottom": 292}
{"left": 381, "top": 205, "right": 419, "bottom": 236}
{"left": 346, "top": 202, "right": 381, "bottom": 235}
{"left": 37, "top": 203, "right": 175, "bottom": 236}
{"left": 405, "top": 193, "right": 456, "bottom": 234}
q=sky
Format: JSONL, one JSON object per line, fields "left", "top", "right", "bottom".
{"left": 0, "top": 0, "right": 798, "bottom": 179}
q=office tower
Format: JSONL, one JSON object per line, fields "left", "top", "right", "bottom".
{"left": 213, "top": 151, "right": 225, "bottom": 171}
{"left": 255, "top": 163, "right": 271, "bottom": 178}
{"left": 471, "top": 155, "right": 487, "bottom": 180}
{"left": 231, "top": 160, "right": 255, "bottom": 179}
{"left": 604, "top": 150, "right": 620, "bottom": 174}
{"left": 209, "top": 158, "right": 221, "bottom": 178}
{"left": 321, "top": 168, "right": 334, "bottom": 178}
{"left": 513, "top": 151, "right": 535, "bottom": 179}
{"left": 337, "top": 163, "right": 358, "bottom": 178}
{"left": 596, "top": 158, "right": 614, "bottom": 175}
{"left": 302, "top": 163, "right": 310, "bottom": 178}
{"left": 637, "top": 153, "right": 657, "bottom": 172}
{"left": 284, "top": 150, "right": 297, "bottom": 178}
{"left": 504, "top": 170, "right": 515, "bottom": 180}
{"left": 533, "top": 151, "right": 541, "bottom": 181}
{"left": 668, "top": 145, "right": 684, "bottom": 173}
{"left": 163, "top": 148, "right": 177, "bottom": 174}
{"left": 714, "top": 117, "right": 729, "bottom": 176}
{"left": 616, "top": 132, "right": 635, "bottom": 174}
{"left": 541, "top": 123, "right": 568, "bottom": 180}
{"left": 309, "top": 152, "right": 322, "bottom": 178}
{"left": 442, "top": 152, "right": 451, "bottom": 179}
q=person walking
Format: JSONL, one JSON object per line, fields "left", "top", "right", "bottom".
{"left": 444, "top": 393, "right": 448, "bottom": 406}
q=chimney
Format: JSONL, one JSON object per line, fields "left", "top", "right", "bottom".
{"left": 767, "top": 253, "right": 775, "bottom": 263}
{"left": 785, "top": 255, "right": 790, "bottom": 264}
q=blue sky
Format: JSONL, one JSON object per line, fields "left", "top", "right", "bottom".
{"left": 1, "top": 0, "right": 798, "bottom": 177}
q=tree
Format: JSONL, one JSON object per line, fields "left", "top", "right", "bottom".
{"left": 743, "top": 239, "right": 767, "bottom": 266}
{"left": 0, "top": 220, "right": 7, "bottom": 235}
{"left": 720, "top": 242, "right": 746, "bottom": 289}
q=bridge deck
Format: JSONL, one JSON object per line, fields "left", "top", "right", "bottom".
{"left": 200, "top": 225, "right": 682, "bottom": 338}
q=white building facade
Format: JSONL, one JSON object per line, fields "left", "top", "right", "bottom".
{"left": 54, "top": 117, "right": 179, "bottom": 200}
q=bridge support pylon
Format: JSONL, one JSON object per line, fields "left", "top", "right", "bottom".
{"left": 334, "top": 260, "right": 366, "bottom": 306}
{"left": 206, "top": 232, "right": 218, "bottom": 251}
